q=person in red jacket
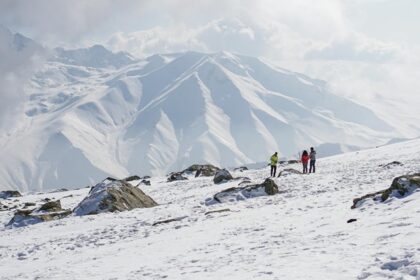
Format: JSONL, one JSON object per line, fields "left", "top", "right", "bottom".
{"left": 301, "top": 150, "right": 310, "bottom": 174}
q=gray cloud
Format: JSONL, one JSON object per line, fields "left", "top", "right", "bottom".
{"left": 305, "top": 39, "right": 397, "bottom": 63}
{"left": 0, "top": 26, "right": 45, "bottom": 131}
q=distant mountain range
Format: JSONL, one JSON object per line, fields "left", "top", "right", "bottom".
{"left": 0, "top": 30, "right": 400, "bottom": 191}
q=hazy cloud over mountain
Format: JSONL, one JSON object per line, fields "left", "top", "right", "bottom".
{"left": 1, "top": 0, "right": 419, "bottom": 125}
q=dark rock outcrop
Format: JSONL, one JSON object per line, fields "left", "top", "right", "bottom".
{"left": 152, "top": 216, "right": 188, "bottom": 226}
{"left": 208, "top": 178, "right": 280, "bottom": 204}
{"left": 183, "top": 164, "right": 220, "bottom": 177}
{"left": 140, "top": 179, "right": 151, "bottom": 186}
{"left": 347, "top": 219, "right": 357, "bottom": 223}
{"left": 7, "top": 200, "right": 71, "bottom": 227}
{"left": 351, "top": 173, "right": 420, "bottom": 209}
{"left": 379, "top": 161, "right": 403, "bottom": 168}
{"left": 287, "top": 160, "right": 299, "bottom": 164}
{"left": 277, "top": 168, "right": 302, "bottom": 177}
{"left": 167, "top": 172, "right": 188, "bottom": 182}
{"left": 73, "top": 179, "right": 157, "bottom": 215}
{"left": 213, "top": 169, "right": 234, "bottom": 184}
{"left": 234, "top": 166, "right": 248, "bottom": 172}
{"left": 0, "top": 190, "right": 22, "bottom": 199}
{"left": 124, "top": 175, "right": 142, "bottom": 182}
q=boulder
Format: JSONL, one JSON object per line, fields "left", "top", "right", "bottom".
{"left": 287, "top": 160, "right": 299, "bottom": 164}
{"left": 7, "top": 200, "right": 71, "bottom": 227}
{"left": 208, "top": 178, "right": 280, "bottom": 204}
{"left": 167, "top": 172, "right": 188, "bottom": 182}
{"left": 73, "top": 179, "right": 157, "bottom": 216}
{"left": 379, "top": 161, "right": 403, "bottom": 168}
{"left": 277, "top": 168, "right": 302, "bottom": 177}
{"left": 123, "top": 175, "right": 142, "bottom": 182}
{"left": 140, "top": 179, "right": 151, "bottom": 186}
{"left": 213, "top": 169, "right": 234, "bottom": 184}
{"left": 0, "top": 190, "right": 22, "bottom": 199}
{"left": 183, "top": 164, "right": 220, "bottom": 177}
{"left": 39, "top": 200, "right": 63, "bottom": 212}
{"left": 351, "top": 173, "right": 420, "bottom": 209}
{"left": 234, "top": 166, "right": 248, "bottom": 172}
{"left": 23, "top": 202, "right": 36, "bottom": 208}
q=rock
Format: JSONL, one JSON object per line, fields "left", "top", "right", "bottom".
{"left": 205, "top": 208, "right": 231, "bottom": 215}
{"left": 73, "top": 179, "right": 157, "bottom": 216}
{"left": 183, "top": 164, "right": 220, "bottom": 177}
{"left": 23, "top": 202, "right": 36, "bottom": 208}
{"left": 152, "top": 216, "right": 188, "bottom": 226}
{"left": 7, "top": 200, "right": 71, "bottom": 227}
{"left": 124, "top": 175, "right": 141, "bottom": 182}
{"left": 0, "top": 190, "right": 22, "bottom": 199}
{"left": 140, "top": 179, "right": 151, "bottom": 186}
{"left": 277, "top": 168, "right": 302, "bottom": 177}
{"left": 351, "top": 173, "right": 420, "bottom": 209}
{"left": 287, "top": 160, "right": 299, "bottom": 164}
{"left": 213, "top": 169, "right": 234, "bottom": 184}
{"left": 262, "top": 178, "right": 280, "bottom": 195}
{"left": 167, "top": 172, "right": 188, "bottom": 182}
{"left": 142, "top": 176, "right": 151, "bottom": 179}
{"left": 379, "top": 161, "right": 403, "bottom": 168}
{"left": 209, "top": 178, "right": 280, "bottom": 204}
{"left": 347, "top": 219, "right": 357, "bottom": 223}
{"left": 39, "top": 200, "right": 63, "bottom": 212}
{"left": 234, "top": 166, "right": 248, "bottom": 172}
{"left": 49, "top": 188, "right": 69, "bottom": 193}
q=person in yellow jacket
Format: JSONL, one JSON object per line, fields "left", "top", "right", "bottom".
{"left": 270, "top": 152, "right": 278, "bottom": 177}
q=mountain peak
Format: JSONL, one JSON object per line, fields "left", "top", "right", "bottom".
{"left": 53, "top": 44, "right": 136, "bottom": 68}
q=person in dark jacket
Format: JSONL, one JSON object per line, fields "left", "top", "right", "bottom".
{"left": 301, "top": 150, "right": 309, "bottom": 174}
{"left": 270, "top": 152, "right": 278, "bottom": 177}
{"left": 309, "top": 147, "right": 316, "bottom": 173}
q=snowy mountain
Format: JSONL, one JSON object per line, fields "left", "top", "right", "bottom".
{"left": 0, "top": 38, "right": 403, "bottom": 191}
{"left": 0, "top": 138, "right": 419, "bottom": 279}
{"left": 53, "top": 45, "right": 136, "bottom": 68}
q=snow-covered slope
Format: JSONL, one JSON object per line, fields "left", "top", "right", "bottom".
{"left": 0, "top": 37, "right": 404, "bottom": 191}
{"left": 0, "top": 138, "right": 419, "bottom": 279}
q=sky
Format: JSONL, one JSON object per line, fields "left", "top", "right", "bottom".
{"left": 0, "top": 0, "right": 419, "bottom": 131}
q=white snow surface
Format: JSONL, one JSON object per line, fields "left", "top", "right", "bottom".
{"left": 0, "top": 139, "right": 419, "bottom": 279}
{"left": 0, "top": 44, "right": 405, "bottom": 191}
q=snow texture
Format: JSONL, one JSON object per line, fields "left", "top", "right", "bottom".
{"left": 0, "top": 139, "right": 419, "bottom": 279}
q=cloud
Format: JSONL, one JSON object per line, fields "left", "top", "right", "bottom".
{"left": 305, "top": 35, "right": 399, "bottom": 63}
{"left": 0, "top": 26, "right": 46, "bottom": 131}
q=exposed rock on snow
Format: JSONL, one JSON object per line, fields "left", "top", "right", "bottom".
{"left": 234, "top": 166, "right": 248, "bottom": 172}
{"left": 213, "top": 169, "right": 234, "bottom": 184}
{"left": 39, "top": 200, "right": 63, "bottom": 212}
{"left": 140, "top": 179, "right": 151, "bottom": 186}
{"left": 123, "top": 175, "right": 142, "bottom": 182}
{"left": 167, "top": 173, "right": 188, "bottom": 182}
{"left": 183, "top": 164, "right": 220, "bottom": 177}
{"left": 6, "top": 200, "right": 71, "bottom": 228}
{"left": 278, "top": 168, "right": 303, "bottom": 177}
{"left": 287, "top": 160, "right": 300, "bottom": 164}
{"left": 205, "top": 208, "right": 231, "bottom": 215}
{"left": 352, "top": 173, "right": 420, "bottom": 209}
{"left": 73, "top": 179, "right": 157, "bottom": 216}
{"left": 23, "top": 202, "right": 36, "bottom": 208}
{"left": 380, "top": 161, "right": 403, "bottom": 168}
{"left": 207, "top": 178, "right": 280, "bottom": 204}
{"left": 152, "top": 216, "right": 188, "bottom": 226}
{"left": 0, "top": 190, "right": 22, "bottom": 199}
{"left": 347, "top": 218, "right": 357, "bottom": 223}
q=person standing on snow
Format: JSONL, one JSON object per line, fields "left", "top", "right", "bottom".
{"left": 270, "top": 152, "right": 278, "bottom": 177}
{"left": 309, "top": 147, "right": 317, "bottom": 173}
{"left": 301, "top": 150, "right": 310, "bottom": 174}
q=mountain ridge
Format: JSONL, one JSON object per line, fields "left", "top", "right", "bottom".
{"left": 0, "top": 35, "right": 402, "bottom": 191}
